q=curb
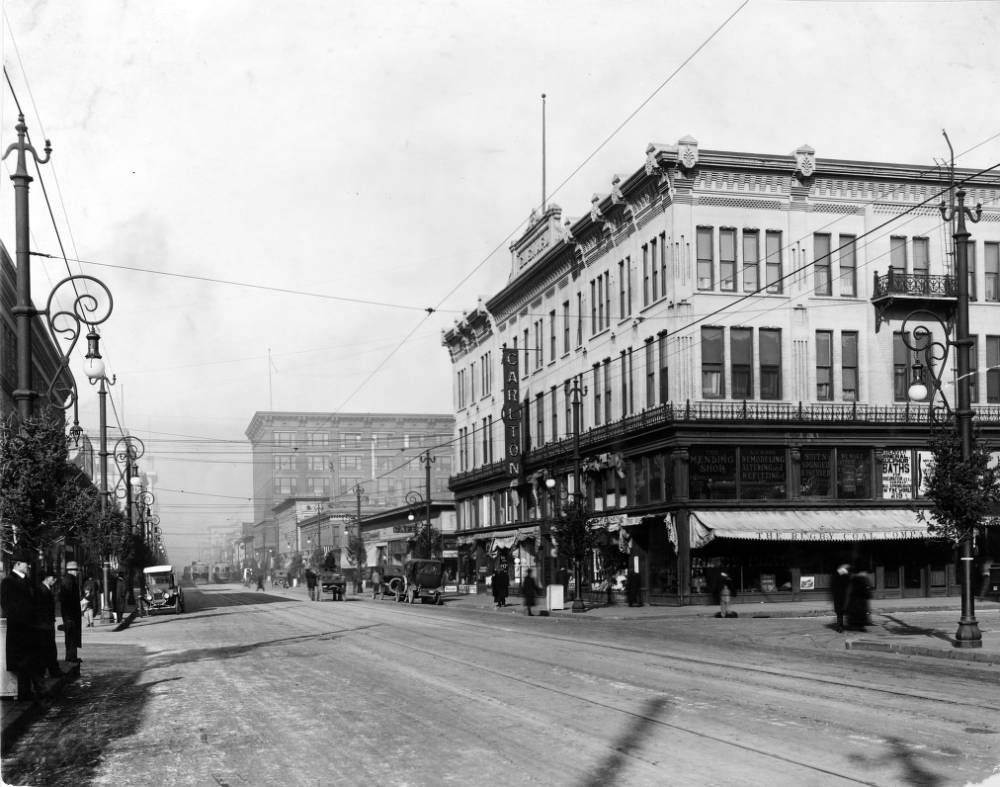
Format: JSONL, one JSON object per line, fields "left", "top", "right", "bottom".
{"left": 846, "top": 639, "right": 1000, "bottom": 665}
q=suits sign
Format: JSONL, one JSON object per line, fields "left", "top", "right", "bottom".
{"left": 502, "top": 347, "right": 521, "bottom": 478}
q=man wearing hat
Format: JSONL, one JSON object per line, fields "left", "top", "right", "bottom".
{"left": 1, "top": 552, "right": 37, "bottom": 699}
{"left": 59, "top": 561, "right": 83, "bottom": 663}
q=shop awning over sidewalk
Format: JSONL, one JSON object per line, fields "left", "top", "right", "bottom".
{"left": 690, "top": 508, "right": 931, "bottom": 548}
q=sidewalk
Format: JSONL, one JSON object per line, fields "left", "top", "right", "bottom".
{"left": 440, "top": 589, "right": 1000, "bottom": 665}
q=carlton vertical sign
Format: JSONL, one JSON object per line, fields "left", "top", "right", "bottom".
{"left": 501, "top": 347, "right": 521, "bottom": 478}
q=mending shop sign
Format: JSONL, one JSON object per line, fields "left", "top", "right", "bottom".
{"left": 501, "top": 347, "right": 521, "bottom": 478}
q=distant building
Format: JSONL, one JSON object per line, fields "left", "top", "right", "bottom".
{"left": 444, "top": 136, "right": 1000, "bottom": 604}
{"left": 244, "top": 411, "right": 455, "bottom": 569}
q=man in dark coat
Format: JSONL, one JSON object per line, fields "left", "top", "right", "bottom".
{"left": 831, "top": 564, "right": 852, "bottom": 632}
{"left": 59, "top": 561, "right": 83, "bottom": 663}
{"left": 522, "top": 568, "right": 540, "bottom": 616}
{"left": 305, "top": 567, "right": 318, "bottom": 601}
{"left": 111, "top": 571, "right": 128, "bottom": 623}
{"left": 1, "top": 554, "right": 37, "bottom": 699}
{"left": 34, "top": 571, "right": 62, "bottom": 678}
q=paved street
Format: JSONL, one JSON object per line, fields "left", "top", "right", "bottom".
{"left": 3, "top": 583, "right": 1000, "bottom": 787}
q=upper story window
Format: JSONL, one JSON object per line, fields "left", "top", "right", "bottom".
{"left": 814, "top": 234, "right": 832, "bottom": 296}
{"left": 696, "top": 227, "right": 714, "bottom": 290}
{"left": 985, "top": 242, "right": 999, "bottom": 302}
{"left": 273, "top": 431, "right": 296, "bottom": 447}
{"left": 274, "top": 454, "right": 295, "bottom": 471}
{"left": 765, "top": 231, "right": 783, "bottom": 294}
{"left": 838, "top": 235, "right": 858, "bottom": 297}
{"left": 759, "top": 329, "right": 782, "bottom": 400}
{"left": 306, "top": 432, "right": 328, "bottom": 447}
{"left": 701, "top": 327, "right": 725, "bottom": 399}
{"left": 307, "top": 456, "right": 327, "bottom": 472}
{"left": 340, "top": 432, "right": 361, "bottom": 449}
{"left": 742, "top": 230, "right": 760, "bottom": 293}
{"left": 731, "top": 328, "right": 753, "bottom": 399}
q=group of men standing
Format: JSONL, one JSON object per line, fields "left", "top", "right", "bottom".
{"left": 1, "top": 553, "right": 94, "bottom": 701}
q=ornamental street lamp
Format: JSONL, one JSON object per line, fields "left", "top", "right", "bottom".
{"left": 898, "top": 155, "right": 984, "bottom": 648}
{"left": 406, "top": 489, "right": 431, "bottom": 559}
{"left": 82, "top": 329, "right": 117, "bottom": 622}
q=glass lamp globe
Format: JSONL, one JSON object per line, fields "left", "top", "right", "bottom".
{"left": 83, "top": 355, "right": 106, "bottom": 381}
{"left": 908, "top": 381, "right": 928, "bottom": 402}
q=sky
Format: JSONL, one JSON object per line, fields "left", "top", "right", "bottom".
{"left": 2, "top": 0, "right": 998, "bottom": 565}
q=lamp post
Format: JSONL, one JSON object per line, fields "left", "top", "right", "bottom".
{"left": 941, "top": 170, "right": 982, "bottom": 648}
{"left": 406, "top": 489, "right": 429, "bottom": 558}
{"left": 82, "top": 330, "right": 117, "bottom": 622}
{"left": 353, "top": 483, "right": 365, "bottom": 592}
{"left": 419, "top": 450, "right": 435, "bottom": 557}
{"left": 899, "top": 169, "right": 983, "bottom": 648}
{"left": 5, "top": 113, "right": 50, "bottom": 420}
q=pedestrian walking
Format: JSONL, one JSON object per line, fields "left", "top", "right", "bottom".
{"left": 81, "top": 583, "right": 95, "bottom": 627}
{"left": 625, "top": 570, "right": 641, "bottom": 607}
{"left": 305, "top": 567, "right": 318, "bottom": 601}
{"left": 493, "top": 565, "right": 509, "bottom": 607}
{"left": 846, "top": 570, "right": 872, "bottom": 631}
{"left": 112, "top": 571, "right": 128, "bottom": 623}
{"left": 59, "top": 561, "right": 83, "bottom": 663}
{"left": 34, "top": 571, "right": 62, "bottom": 679}
{"left": 831, "top": 564, "right": 851, "bottom": 632}
{"left": 522, "top": 568, "right": 540, "bottom": 616}
{"left": 715, "top": 571, "right": 737, "bottom": 618}
{"left": 1, "top": 552, "right": 39, "bottom": 700}
{"left": 83, "top": 573, "right": 101, "bottom": 623}
{"left": 255, "top": 571, "right": 265, "bottom": 591}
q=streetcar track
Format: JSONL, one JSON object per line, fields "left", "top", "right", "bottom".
{"left": 354, "top": 618, "right": 881, "bottom": 785}
{"left": 328, "top": 599, "right": 1000, "bottom": 713}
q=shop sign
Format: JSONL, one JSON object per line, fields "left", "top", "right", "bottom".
{"left": 880, "top": 449, "right": 913, "bottom": 500}
{"left": 392, "top": 524, "right": 416, "bottom": 534}
{"left": 501, "top": 347, "right": 521, "bottom": 478}
{"left": 799, "top": 576, "right": 816, "bottom": 590}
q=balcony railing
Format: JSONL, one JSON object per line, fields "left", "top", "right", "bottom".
{"left": 450, "top": 400, "right": 1000, "bottom": 488}
{"left": 872, "top": 269, "right": 957, "bottom": 299}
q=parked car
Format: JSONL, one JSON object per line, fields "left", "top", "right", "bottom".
{"left": 372, "top": 558, "right": 445, "bottom": 605}
{"left": 142, "top": 565, "right": 185, "bottom": 615}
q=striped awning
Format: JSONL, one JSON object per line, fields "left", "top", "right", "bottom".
{"left": 690, "top": 509, "right": 931, "bottom": 548}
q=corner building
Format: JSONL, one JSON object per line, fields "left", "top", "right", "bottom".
{"left": 443, "top": 136, "right": 1000, "bottom": 606}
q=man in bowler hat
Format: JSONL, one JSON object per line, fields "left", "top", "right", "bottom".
{"left": 1, "top": 552, "right": 38, "bottom": 699}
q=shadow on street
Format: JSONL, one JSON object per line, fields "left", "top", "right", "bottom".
{"left": 582, "top": 696, "right": 669, "bottom": 787}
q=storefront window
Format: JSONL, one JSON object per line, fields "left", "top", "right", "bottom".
{"left": 837, "top": 447, "right": 871, "bottom": 499}
{"left": 800, "top": 448, "right": 832, "bottom": 498}
{"left": 689, "top": 447, "right": 737, "bottom": 500}
{"left": 740, "top": 447, "right": 786, "bottom": 500}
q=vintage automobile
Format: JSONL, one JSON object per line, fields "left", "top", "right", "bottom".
{"left": 372, "top": 558, "right": 445, "bottom": 605}
{"left": 142, "top": 565, "right": 185, "bottom": 615}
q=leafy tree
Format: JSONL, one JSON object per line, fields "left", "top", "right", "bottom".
{"left": 550, "top": 496, "right": 600, "bottom": 598}
{"left": 413, "top": 524, "right": 441, "bottom": 560}
{"left": 345, "top": 530, "right": 367, "bottom": 569}
{"left": 1, "top": 410, "right": 75, "bottom": 554}
{"left": 918, "top": 425, "right": 1000, "bottom": 543}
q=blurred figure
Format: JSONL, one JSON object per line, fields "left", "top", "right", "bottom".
{"left": 846, "top": 570, "right": 872, "bottom": 631}
{"left": 113, "top": 571, "right": 128, "bottom": 623}
{"left": 60, "top": 561, "right": 83, "bottom": 663}
{"left": 305, "top": 567, "right": 318, "bottom": 601}
{"left": 831, "top": 564, "right": 851, "bottom": 632}
{"left": 716, "top": 571, "right": 736, "bottom": 619}
{"left": 522, "top": 568, "right": 540, "bottom": 616}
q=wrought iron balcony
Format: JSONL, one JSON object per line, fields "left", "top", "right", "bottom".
{"left": 871, "top": 268, "right": 957, "bottom": 332}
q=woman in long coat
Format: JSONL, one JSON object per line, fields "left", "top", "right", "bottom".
{"left": 112, "top": 571, "right": 128, "bottom": 623}
{"left": 522, "top": 568, "right": 539, "bottom": 616}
